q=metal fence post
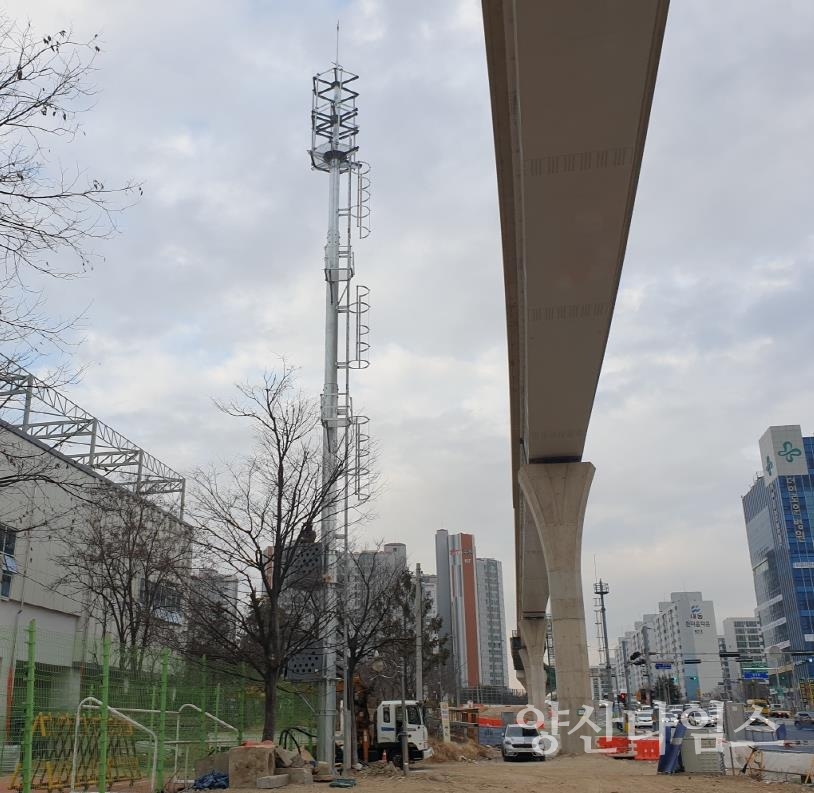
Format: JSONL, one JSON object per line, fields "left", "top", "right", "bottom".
{"left": 98, "top": 637, "right": 110, "bottom": 793}
{"left": 199, "top": 656, "right": 208, "bottom": 760}
{"left": 238, "top": 664, "right": 246, "bottom": 745}
{"left": 156, "top": 651, "right": 169, "bottom": 792}
{"left": 21, "top": 620, "right": 36, "bottom": 793}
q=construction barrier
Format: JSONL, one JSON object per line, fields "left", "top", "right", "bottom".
{"left": 634, "top": 738, "right": 660, "bottom": 761}
{"left": 1, "top": 621, "right": 317, "bottom": 793}
{"left": 10, "top": 713, "right": 140, "bottom": 792}
{"left": 596, "top": 736, "right": 630, "bottom": 754}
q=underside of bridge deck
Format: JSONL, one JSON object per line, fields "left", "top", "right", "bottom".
{"left": 482, "top": 0, "right": 669, "bottom": 753}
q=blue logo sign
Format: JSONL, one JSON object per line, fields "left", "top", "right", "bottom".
{"left": 765, "top": 456, "right": 774, "bottom": 476}
{"left": 690, "top": 605, "right": 703, "bottom": 619}
{"left": 777, "top": 441, "right": 802, "bottom": 463}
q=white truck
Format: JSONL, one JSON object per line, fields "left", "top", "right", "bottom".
{"left": 373, "top": 700, "right": 433, "bottom": 764}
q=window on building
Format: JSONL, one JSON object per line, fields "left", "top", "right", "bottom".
{"left": 1, "top": 523, "right": 19, "bottom": 599}
{"left": 139, "top": 578, "right": 183, "bottom": 621}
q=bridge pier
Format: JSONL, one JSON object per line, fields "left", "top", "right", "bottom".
{"left": 519, "top": 617, "right": 548, "bottom": 711}
{"left": 519, "top": 462, "right": 594, "bottom": 756}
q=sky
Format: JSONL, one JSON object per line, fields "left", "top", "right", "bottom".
{"left": 6, "top": 0, "right": 814, "bottom": 672}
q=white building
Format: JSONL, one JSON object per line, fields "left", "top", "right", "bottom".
{"left": 476, "top": 558, "right": 508, "bottom": 688}
{"left": 613, "top": 592, "right": 720, "bottom": 702}
{"left": 421, "top": 573, "right": 438, "bottom": 623}
{"left": 0, "top": 366, "right": 192, "bottom": 732}
{"left": 721, "top": 616, "right": 766, "bottom": 700}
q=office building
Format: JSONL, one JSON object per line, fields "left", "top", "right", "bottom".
{"left": 742, "top": 425, "right": 814, "bottom": 699}
{"left": 720, "top": 617, "right": 766, "bottom": 700}
{"left": 476, "top": 558, "right": 508, "bottom": 687}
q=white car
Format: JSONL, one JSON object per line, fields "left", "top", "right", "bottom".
{"left": 502, "top": 724, "right": 547, "bottom": 762}
{"left": 634, "top": 709, "right": 654, "bottom": 730}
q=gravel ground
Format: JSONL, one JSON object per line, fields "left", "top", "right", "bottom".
{"left": 355, "top": 755, "right": 766, "bottom": 793}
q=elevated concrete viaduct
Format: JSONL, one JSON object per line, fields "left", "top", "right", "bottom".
{"left": 482, "top": 0, "right": 669, "bottom": 753}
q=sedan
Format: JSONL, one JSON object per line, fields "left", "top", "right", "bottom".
{"left": 794, "top": 712, "right": 814, "bottom": 728}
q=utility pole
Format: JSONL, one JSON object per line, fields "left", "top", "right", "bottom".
{"left": 309, "top": 60, "right": 372, "bottom": 768}
{"left": 642, "top": 624, "right": 654, "bottom": 705}
{"left": 415, "top": 563, "right": 423, "bottom": 701}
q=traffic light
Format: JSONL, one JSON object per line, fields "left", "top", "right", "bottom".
{"left": 619, "top": 692, "right": 627, "bottom": 704}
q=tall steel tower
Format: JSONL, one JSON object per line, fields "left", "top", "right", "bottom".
{"left": 309, "top": 60, "right": 372, "bottom": 766}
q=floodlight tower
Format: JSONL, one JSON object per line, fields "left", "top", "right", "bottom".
{"left": 309, "top": 60, "right": 372, "bottom": 768}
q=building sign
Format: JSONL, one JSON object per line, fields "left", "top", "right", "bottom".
{"left": 440, "top": 700, "right": 451, "bottom": 743}
{"left": 760, "top": 426, "right": 808, "bottom": 484}
{"left": 786, "top": 476, "right": 808, "bottom": 543}
{"left": 686, "top": 604, "right": 711, "bottom": 632}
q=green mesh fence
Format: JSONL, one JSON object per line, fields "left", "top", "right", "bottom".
{"left": 0, "top": 622, "right": 317, "bottom": 793}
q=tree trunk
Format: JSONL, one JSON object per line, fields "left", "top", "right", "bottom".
{"left": 263, "top": 671, "right": 280, "bottom": 741}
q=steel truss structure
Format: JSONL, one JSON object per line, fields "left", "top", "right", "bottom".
{"left": 0, "top": 356, "right": 185, "bottom": 514}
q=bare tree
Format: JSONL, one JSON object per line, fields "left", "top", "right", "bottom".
{"left": 338, "top": 545, "right": 407, "bottom": 762}
{"left": 0, "top": 17, "right": 139, "bottom": 352}
{"left": 187, "top": 368, "right": 362, "bottom": 741}
{"left": 53, "top": 486, "right": 192, "bottom": 671}
{"left": 365, "top": 568, "right": 449, "bottom": 703}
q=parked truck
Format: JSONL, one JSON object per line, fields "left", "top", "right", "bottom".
{"left": 372, "top": 700, "right": 433, "bottom": 764}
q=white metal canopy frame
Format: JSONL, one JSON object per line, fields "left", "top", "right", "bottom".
{"left": 0, "top": 355, "right": 186, "bottom": 515}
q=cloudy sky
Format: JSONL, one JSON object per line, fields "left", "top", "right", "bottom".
{"left": 7, "top": 0, "right": 814, "bottom": 671}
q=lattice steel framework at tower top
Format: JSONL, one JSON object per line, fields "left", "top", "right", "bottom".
{"left": 0, "top": 356, "right": 185, "bottom": 515}
{"left": 309, "top": 61, "right": 373, "bottom": 767}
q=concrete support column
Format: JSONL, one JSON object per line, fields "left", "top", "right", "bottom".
{"left": 520, "top": 617, "right": 547, "bottom": 712}
{"left": 519, "top": 462, "right": 594, "bottom": 756}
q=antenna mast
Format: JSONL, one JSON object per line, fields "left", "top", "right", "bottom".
{"left": 309, "top": 56, "right": 372, "bottom": 768}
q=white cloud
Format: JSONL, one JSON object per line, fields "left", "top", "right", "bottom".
{"left": 3, "top": 0, "right": 814, "bottom": 682}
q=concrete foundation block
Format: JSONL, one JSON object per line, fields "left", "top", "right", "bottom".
{"left": 275, "top": 747, "right": 297, "bottom": 768}
{"left": 229, "top": 745, "right": 276, "bottom": 788}
{"left": 194, "top": 749, "right": 230, "bottom": 778}
{"left": 286, "top": 767, "right": 313, "bottom": 785}
{"left": 258, "top": 775, "right": 289, "bottom": 788}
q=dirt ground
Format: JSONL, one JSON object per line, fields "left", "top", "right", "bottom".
{"left": 357, "top": 755, "right": 767, "bottom": 793}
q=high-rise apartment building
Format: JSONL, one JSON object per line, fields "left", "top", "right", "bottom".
{"left": 434, "top": 530, "right": 510, "bottom": 694}
{"left": 476, "top": 558, "right": 508, "bottom": 687}
{"left": 742, "top": 425, "right": 814, "bottom": 697}
{"left": 613, "top": 592, "right": 719, "bottom": 701}
{"left": 448, "top": 532, "right": 480, "bottom": 689}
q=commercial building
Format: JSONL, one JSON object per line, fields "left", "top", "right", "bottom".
{"left": 720, "top": 617, "right": 766, "bottom": 701}
{"left": 742, "top": 425, "right": 814, "bottom": 701}
{"left": 589, "top": 666, "right": 604, "bottom": 702}
{"left": 476, "top": 558, "right": 508, "bottom": 688}
{"left": 613, "top": 592, "right": 720, "bottom": 702}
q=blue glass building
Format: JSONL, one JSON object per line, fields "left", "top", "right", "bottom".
{"left": 743, "top": 425, "right": 814, "bottom": 703}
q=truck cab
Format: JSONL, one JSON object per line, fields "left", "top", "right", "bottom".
{"left": 374, "top": 700, "right": 433, "bottom": 763}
